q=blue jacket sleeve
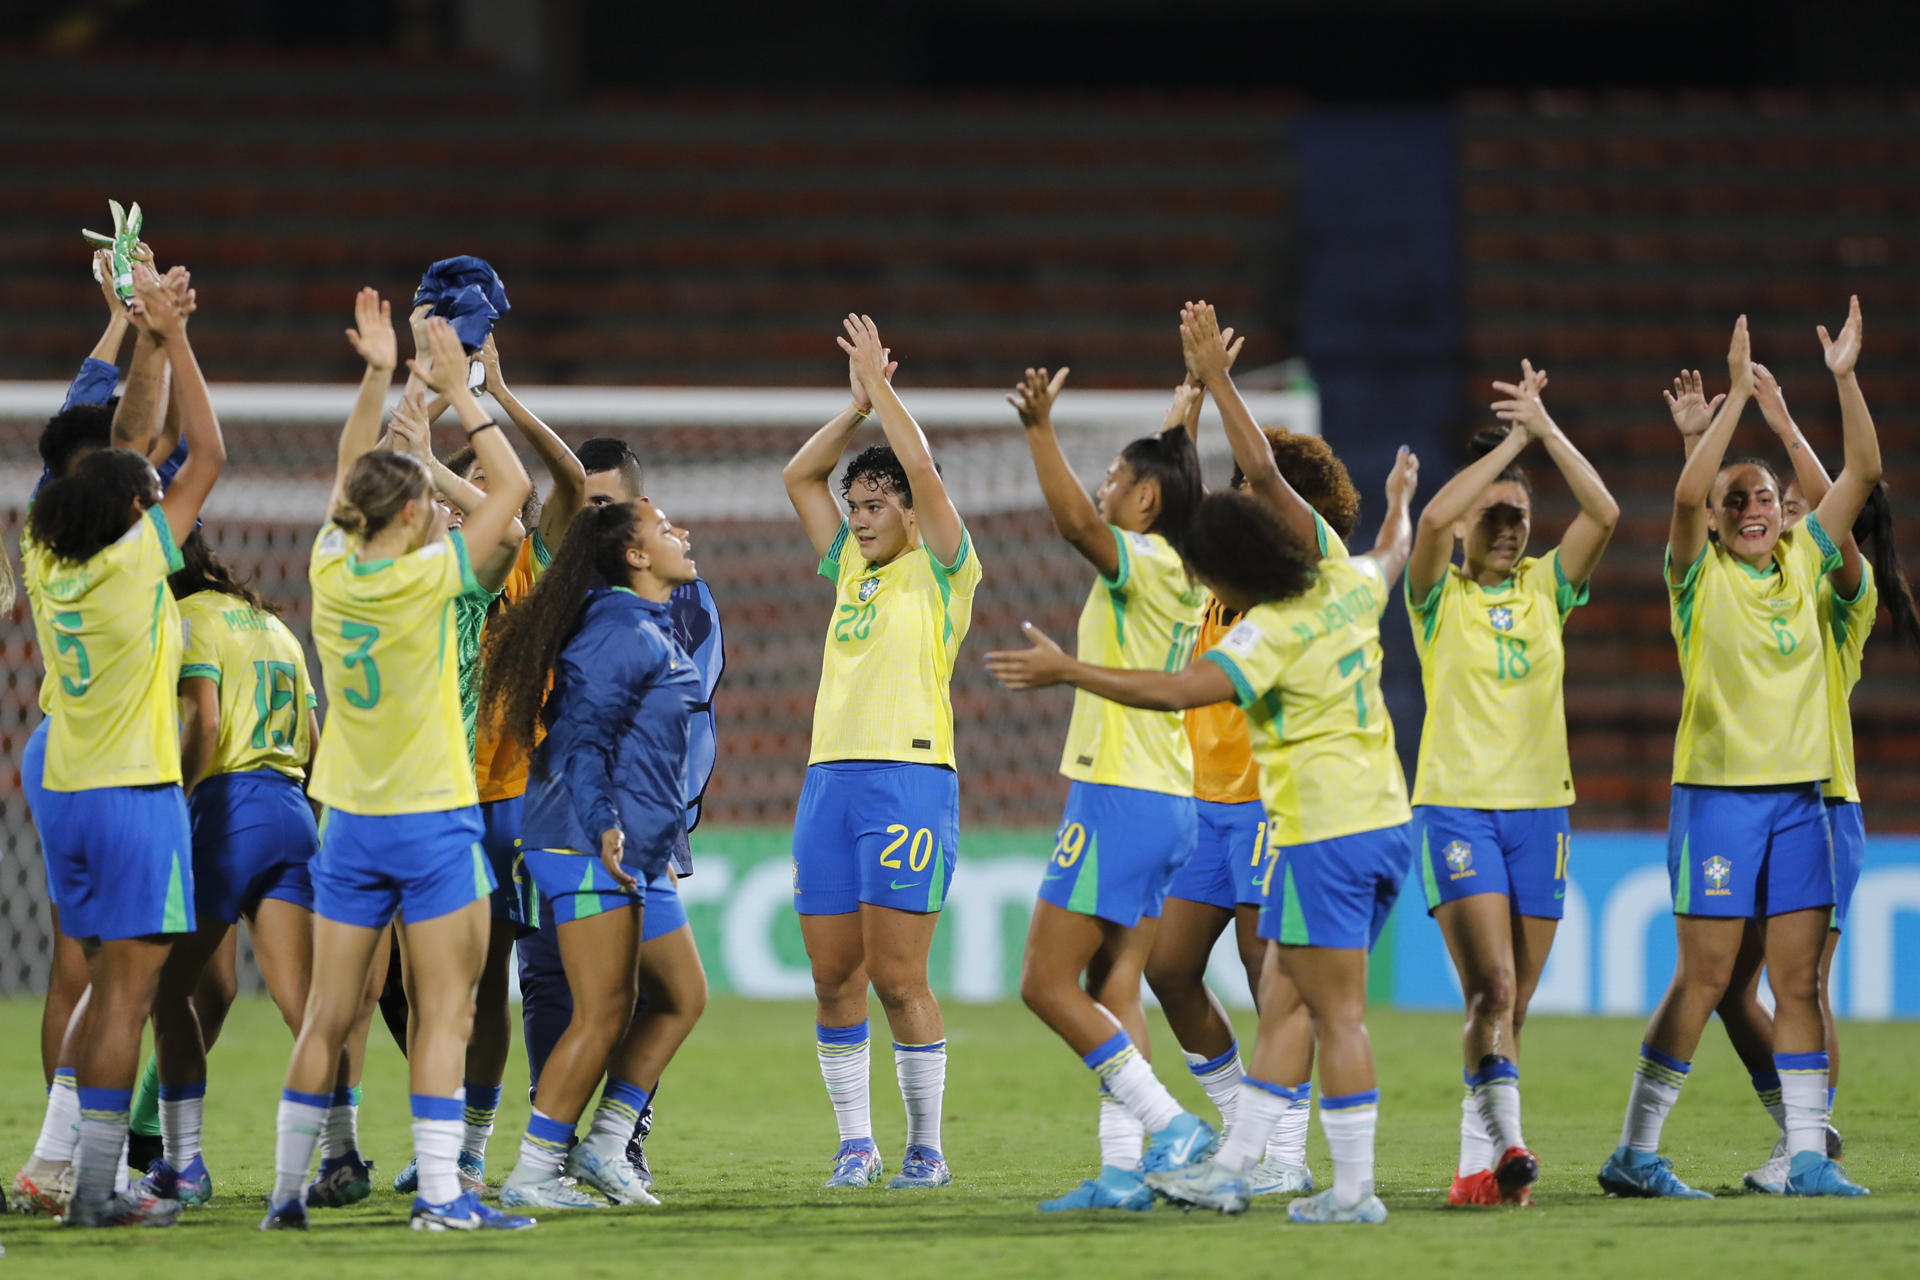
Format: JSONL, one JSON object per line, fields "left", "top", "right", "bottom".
{"left": 62, "top": 357, "right": 119, "bottom": 411}
{"left": 549, "top": 619, "right": 644, "bottom": 845}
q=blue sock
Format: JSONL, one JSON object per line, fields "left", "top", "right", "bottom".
{"left": 591, "top": 1078, "right": 652, "bottom": 1143}
{"left": 461, "top": 1081, "right": 503, "bottom": 1158}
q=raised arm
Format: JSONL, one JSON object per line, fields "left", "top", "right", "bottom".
{"left": 784, "top": 339, "right": 894, "bottom": 560}
{"left": 1165, "top": 380, "right": 1206, "bottom": 444}
{"left": 1409, "top": 427, "right": 1526, "bottom": 598}
{"left": 410, "top": 316, "right": 531, "bottom": 563}
{"left": 112, "top": 268, "right": 179, "bottom": 457}
{"left": 1493, "top": 360, "right": 1618, "bottom": 587}
{"left": 1669, "top": 316, "right": 1754, "bottom": 584}
{"left": 386, "top": 389, "right": 525, "bottom": 591}
{"left": 1809, "top": 296, "right": 1883, "bottom": 579}
{"left": 1664, "top": 368, "right": 1723, "bottom": 462}
{"left": 1182, "top": 302, "right": 1320, "bottom": 550}
{"left": 87, "top": 247, "right": 132, "bottom": 366}
{"left": 1368, "top": 446, "right": 1421, "bottom": 584}
{"left": 985, "top": 621, "right": 1239, "bottom": 709}
{"left": 332, "top": 288, "right": 397, "bottom": 513}
{"left": 1752, "top": 361, "right": 1860, "bottom": 594}
{"left": 1009, "top": 366, "right": 1118, "bottom": 578}
{"left": 838, "top": 314, "right": 965, "bottom": 566}
{"left": 477, "top": 334, "right": 584, "bottom": 552}
{"left": 139, "top": 267, "right": 225, "bottom": 544}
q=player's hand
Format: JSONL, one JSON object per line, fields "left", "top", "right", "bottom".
{"left": 1491, "top": 359, "right": 1555, "bottom": 441}
{"left": 1727, "top": 314, "right": 1754, "bottom": 394}
{"left": 408, "top": 302, "right": 434, "bottom": 362}
{"left": 1008, "top": 366, "right": 1068, "bottom": 429}
{"left": 408, "top": 316, "right": 469, "bottom": 393}
{"left": 985, "top": 622, "right": 1071, "bottom": 690}
{"left": 836, "top": 314, "right": 898, "bottom": 407}
{"left": 385, "top": 389, "right": 431, "bottom": 458}
{"left": 1662, "top": 368, "right": 1723, "bottom": 441}
{"left": 476, "top": 333, "right": 505, "bottom": 397}
{"left": 346, "top": 288, "right": 397, "bottom": 372}
{"left": 94, "top": 248, "right": 125, "bottom": 315}
{"left": 1752, "top": 362, "right": 1792, "bottom": 432}
{"left": 1179, "top": 300, "right": 1244, "bottom": 386}
{"left": 1819, "top": 294, "right": 1862, "bottom": 377}
{"left": 1385, "top": 445, "right": 1420, "bottom": 506}
{"left": 1162, "top": 381, "right": 1204, "bottom": 431}
{"left": 599, "top": 828, "right": 638, "bottom": 893}
{"left": 129, "top": 264, "right": 191, "bottom": 341}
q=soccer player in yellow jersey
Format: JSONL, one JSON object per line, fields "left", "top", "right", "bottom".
{"left": 1403, "top": 363, "right": 1617, "bottom": 1207}
{"left": 1663, "top": 365, "right": 1920, "bottom": 1192}
{"left": 991, "top": 441, "right": 1423, "bottom": 1225}
{"left": 1003, "top": 357, "right": 1216, "bottom": 1212}
{"left": 19, "top": 264, "right": 225, "bottom": 1228}
{"left": 262, "top": 296, "right": 534, "bottom": 1233}
{"left": 1597, "top": 306, "right": 1881, "bottom": 1201}
{"left": 782, "top": 316, "right": 980, "bottom": 1190}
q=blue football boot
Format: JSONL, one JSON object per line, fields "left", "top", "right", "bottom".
{"left": 1141, "top": 1114, "right": 1217, "bottom": 1174}
{"left": 1039, "top": 1165, "right": 1155, "bottom": 1212}
{"left": 888, "top": 1145, "right": 953, "bottom": 1189}
{"left": 258, "top": 1199, "right": 309, "bottom": 1231}
{"left": 1596, "top": 1146, "right": 1713, "bottom": 1199}
{"left": 306, "top": 1152, "right": 375, "bottom": 1208}
{"left": 140, "top": 1155, "right": 213, "bottom": 1207}
{"left": 1287, "top": 1187, "right": 1389, "bottom": 1224}
{"left": 824, "top": 1139, "right": 884, "bottom": 1188}
{"left": 1784, "top": 1150, "right": 1869, "bottom": 1198}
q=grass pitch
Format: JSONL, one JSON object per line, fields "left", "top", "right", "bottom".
{"left": 3, "top": 996, "right": 1916, "bottom": 1277}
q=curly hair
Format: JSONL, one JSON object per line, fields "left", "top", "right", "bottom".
{"left": 481, "top": 501, "right": 643, "bottom": 756}
{"left": 170, "top": 528, "right": 277, "bottom": 617}
{"left": 26, "top": 447, "right": 154, "bottom": 565}
{"left": 1120, "top": 425, "right": 1203, "bottom": 551}
{"left": 38, "top": 400, "right": 121, "bottom": 478}
{"left": 841, "top": 445, "right": 916, "bottom": 508}
{"left": 1235, "top": 428, "right": 1362, "bottom": 539}
{"left": 1182, "top": 490, "right": 1319, "bottom": 607}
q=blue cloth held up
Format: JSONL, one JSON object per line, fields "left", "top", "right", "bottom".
{"left": 413, "top": 255, "right": 510, "bottom": 353}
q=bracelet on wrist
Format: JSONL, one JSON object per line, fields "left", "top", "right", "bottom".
{"left": 851, "top": 403, "right": 872, "bottom": 419}
{"left": 466, "top": 420, "right": 502, "bottom": 439}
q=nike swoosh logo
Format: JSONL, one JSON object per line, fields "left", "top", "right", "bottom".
{"left": 891, "top": 881, "right": 922, "bottom": 891}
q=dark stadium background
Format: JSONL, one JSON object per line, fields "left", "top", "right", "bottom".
{"left": 3, "top": 0, "right": 1916, "bottom": 847}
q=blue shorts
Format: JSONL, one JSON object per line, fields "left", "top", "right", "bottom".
{"left": 643, "top": 867, "right": 688, "bottom": 942}
{"left": 1037, "top": 781, "right": 1196, "bottom": 928}
{"left": 792, "top": 762, "right": 959, "bottom": 916}
{"left": 1165, "top": 798, "right": 1269, "bottom": 912}
{"left": 22, "top": 719, "right": 64, "bottom": 904}
{"left": 43, "top": 783, "right": 195, "bottom": 941}
{"left": 312, "top": 806, "right": 492, "bottom": 929}
{"left": 517, "top": 847, "right": 639, "bottom": 925}
{"left": 478, "top": 795, "right": 525, "bottom": 923}
{"left": 1413, "top": 805, "right": 1569, "bottom": 920}
{"left": 188, "top": 769, "right": 318, "bottom": 925}
{"left": 1668, "top": 783, "right": 1832, "bottom": 918}
{"left": 1259, "top": 823, "right": 1413, "bottom": 951}
{"left": 1828, "top": 800, "right": 1864, "bottom": 932}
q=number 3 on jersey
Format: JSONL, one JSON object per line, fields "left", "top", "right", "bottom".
{"left": 341, "top": 621, "right": 381, "bottom": 708}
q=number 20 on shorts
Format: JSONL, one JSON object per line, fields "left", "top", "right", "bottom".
{"left": 880, "top": 824, "right": 937, "bottom": 873}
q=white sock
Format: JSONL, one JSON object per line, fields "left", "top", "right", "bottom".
{"left": 516, "top": 1108, "right": 574, "bottom": 1180}
{"left": 158, "top": 1081, "right": 206, "bottom": 1168}
{"left": 114, "top": 1135, "right": 130, "bottom": 1193}
{"left": 1084, "top": 1031, "right": 1182, "bottom": 1132}
{"left": 1619, "top": 1044, "right": 1688, "bottom": 1153}
{"left": 894, "top": 1039, "right": 947, "bottom": 1153}
{"left": 272, "top": 1090, "right": 328, "bottom": 1207}
{"left": 1267, "top": 1089, "right": 1312, "bottom": 1169}
{"left": 1777, "top": 1053, "right": 1830, "bottom": 1160}
{"left": 461, "top": 1082, "right": 502, "bottom": 1162}
{"left": 33, "top": 1069, "right": 80, "bottom": 1164}
{"left": 1457, "top": 1083, "right": 1494, "bottom": 1176}
{"left": 1098, "top": 1088, "right": 1146, "bottom": 1171}
{"left": 816, "top": 1021, "right": 872, "bottom": 1145}
{"left": 1184, "top": 1046, "right": 1243, "bottom": 1131}
{"left": 72, "top": 1087, "right": 131, "bottom": 1203}
{"left": 1469, "top": 1056, "right": 1524, "bottom": 1154}
{"left": 321, "top": 1087, "right": 360, "bottom": 1160}
{"left": 1321, "top": 1091, "right": 1379, "bottom": 1208}
{"left": 1215, "top": 1079, "right": 1296, "bottom": 1173}
{"left": 413, "top": 1117, "right": 465, "bottom": 1203}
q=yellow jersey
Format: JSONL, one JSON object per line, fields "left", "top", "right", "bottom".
{"left": 1063, "top": 527, "right": 1206, "bottom": 797}
{"left": 1408, "top": 550, "right": 1588, "bottom": 809}
{"left": 22, "top": 508, "right": 184, "bottom": 791}
{"left": 308, "top": 524, "right": 482, "bottom": 814}
{"left": 177, "top": 590, "right": 319, "bottom": 782}
{"left": 1818, "top": 563, "right": 1877, "bottom": 803}
{"left": 1188, "top": 511, "right": 1349, "bottom": 805}
{"left": 474, "top": 535, "right": 551, "bottom": 803}
{"left": 1668, "top": 515, "right": 1841, "bottom": 787}
{"left": 1203, "top": 555, "right": 1410, "bottom": 844}
{"left": 808, "top": 520, "right": 982, "bottom": 768}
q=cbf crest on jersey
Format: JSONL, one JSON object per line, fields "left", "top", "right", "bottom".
{"left": 1488, "top": 606, "right": 1514, "bottom": 632}
{"left": 857, "top": 577, "right": 881, "bottom": 603}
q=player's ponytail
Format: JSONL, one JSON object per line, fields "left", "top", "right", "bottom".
{"left": 1121, "top": 424, "right": 1203, "bottom": 552}
{"left": 482, "top": 500, "right": 644, "bottom": 756}
{"left": 1466, "top": 426, "right": 1531, "bottom": 494}
{"left": 169, "top": 528, "right": 277, "bottom": 617}
{"left": 1855, "top": 482, "right": 1920, "bottom": 651}
{"left": 331, "top": 451, "right": 430, "bottom": 541}
{"left": 25, "top": 447, "right": 153, "bottom": 565}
